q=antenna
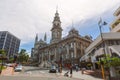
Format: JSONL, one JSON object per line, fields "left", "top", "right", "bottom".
{"left": 72, "top": 20, "right": 74, "bottom": 28}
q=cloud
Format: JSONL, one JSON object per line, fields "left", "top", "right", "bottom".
{"left": 0, "top": 0, "right": 120, "bottom": 51}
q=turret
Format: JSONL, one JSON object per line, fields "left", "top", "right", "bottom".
{"left": 50, "top": 9, "right": 62, "bottom": 43}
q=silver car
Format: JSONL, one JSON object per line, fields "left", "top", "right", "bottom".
{"left": 49, "top": 65, "right": 56, "bottom": 73}
{"left": 14, "top": 65, "right": 22, "bottom": 72}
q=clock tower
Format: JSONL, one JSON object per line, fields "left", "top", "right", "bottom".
{"left": 51, "top": 10, "right": 62, "bottom": 43}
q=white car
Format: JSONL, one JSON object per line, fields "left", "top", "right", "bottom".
{"left": 14, "top": 65, "right": 22, "bottom": 72}
{"left": 49, "top": 65, "right": 56, "bottom": 73}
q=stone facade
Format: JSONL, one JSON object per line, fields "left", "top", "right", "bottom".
{"left": 31, "top": 11, "right": 92, "bottom": 66}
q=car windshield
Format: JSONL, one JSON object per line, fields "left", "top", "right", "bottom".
{"left": 16, "top": 65, "right": 22, "bottom": 68}
{"left": 51, "top": 66, "right": 56, "bottom": 69}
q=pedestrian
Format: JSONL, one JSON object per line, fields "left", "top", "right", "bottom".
{"left": 81, "top": 67, "right": 85, "bottom": 74}
{"left": 70, "top": 65, "right": 72, "bottom": 78}
{"left": 64, "top": 71, "right": 69, "bottom": 77}
{"left": 58, "top": 66, "right": 60, "bottom": 73}
{"left": 76, "top": 65, "right": 78, "bottom": 72}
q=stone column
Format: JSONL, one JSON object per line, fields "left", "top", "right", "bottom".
{"left": 74, "top": 42, "right": 77, "bottom": 58}
{"left": 54, "top": 48, "right": 57, "bottom": 61}
{"left": 67, "top": 45, "right": 69, "bottom": 59}
{"left": 39, "top": 53, "right": 40, "bottom": 63}
{"left": 41, "top": 52, "right": 43, "bottom": 63}
{"left": 48, "top": 51, "right": 50, "bottom": 61}
{"left": 110, "top": 66, "right": 116, "bottom": 77}
{"left": 80, "top": 42, "right": 83, "bottom": 56}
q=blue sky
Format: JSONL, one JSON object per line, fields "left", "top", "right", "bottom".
{"left": 0, "top": 0, "right": 120, "bottom": 56}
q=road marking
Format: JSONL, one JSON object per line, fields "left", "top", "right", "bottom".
{"left": 26, "top": 71, "right": 32, "bottom": 74}
{"left": 39, "top": 71, "right": 45, "bottom": 73}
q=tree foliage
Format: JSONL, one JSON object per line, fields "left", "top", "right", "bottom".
{"left": 0, "top": 49, "right": 6, "bottom": 57}
{"left": 100, "top": 55, "right": 120, "bottom": 68}
{"left": 17, "top": 49, "right": 29, "bottom": 63}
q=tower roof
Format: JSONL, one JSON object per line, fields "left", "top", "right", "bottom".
{"left": 53, "top": 9, "right": 61, "bottom": 22}
{"left": 35, "top": 34, "right": 38, "bottom": 42}
{"left": 51, "top": 10, "right": 62, "bottom": 31}
{"left": 69, "top": 27, "right": 79, "bottom": 35}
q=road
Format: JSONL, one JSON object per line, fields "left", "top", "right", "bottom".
{"left": 0, "top": 66, "right": 82, "bottom": 80}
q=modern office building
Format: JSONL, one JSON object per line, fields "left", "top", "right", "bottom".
{"left": 110, "top": 6, "right": 120, "bottom": 32}
{"left": 31, "top": 10, "right": 92, "bottom": 67}
{"left": 81, "top": 6, "right": 120, "bottom": 66}
{"left": 80, "top": 33, "right": 120, "bottom": 77}
{"left": 0, "top": 31, "right": 20, "bottom": 59}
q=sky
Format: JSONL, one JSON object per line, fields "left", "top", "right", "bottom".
{"left": 0, "top": 0, "right": 120, "bottom": 56}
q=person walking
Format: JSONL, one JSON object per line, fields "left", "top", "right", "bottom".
{"left": 70, "top": 65, "right": 72, "bottom": 78}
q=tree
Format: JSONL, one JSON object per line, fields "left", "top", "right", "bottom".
{"left": 100, "top": 55, "right": 120, "bottom": 68}
{"left": 17, "top": 49, "right": 29, "bottom": 63}
{"left": 0, "top": 49, "right": 7, "bottom": 74}
{"left": 99, "top": 55, "right": 120, "bottom": 77}
{"left": 0, "top": 49, "right": 6, "bottom": 58}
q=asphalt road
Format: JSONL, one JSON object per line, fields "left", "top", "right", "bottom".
{"left": 0, "top": 76, "right": 81, "bottom": 80}
{"left": 0, "top": 66, "right": 82, "bottom": 80}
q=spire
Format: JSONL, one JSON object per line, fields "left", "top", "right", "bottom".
{"left": 55, "top": 5, "right": 59, "bottom": 16}
{"left": 44, "top": 33, "right": 47, "bottom": 41}
{"left": 53, "top": 6, "right": 60, "bottom": 22}
{"left": 56, "top": 5, "right": 58, "bottom": 13}
{"left": 35, "top": 34, "right": 38, "bottom": 42}
{"left": 69, "top": 21, "right": 79, "bottom": 36}
{"left": 72, "top": 20, "right": 74, "bottom": 28}
{"left": 71, "top": 20, "right": 75, "bottom": 30}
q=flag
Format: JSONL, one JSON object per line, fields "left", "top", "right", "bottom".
{"left": 103, "top": 21, "right": 107, "bottom": 25}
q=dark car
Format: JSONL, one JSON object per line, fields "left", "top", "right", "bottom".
{"left": 49, "top": 65, "right": 56, "bottom": 73}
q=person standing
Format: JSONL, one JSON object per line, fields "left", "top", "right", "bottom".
{"left": 76, "top": 65, "right": 78, "bottom": 72}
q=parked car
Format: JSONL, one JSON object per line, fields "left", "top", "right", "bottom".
{"left": 6, "top": 63, "right": 14, "bottom": 67}
{"left": 49, "top": 65, "right": 56, "bottom": 73}
{"left": 14, "top": 65, "right": 22, "bottom": 72}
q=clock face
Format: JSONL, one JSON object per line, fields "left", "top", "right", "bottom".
{"left": 54, "top": 21, "right": 60, "bottom": 26}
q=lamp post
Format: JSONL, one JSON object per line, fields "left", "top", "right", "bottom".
{"left": 59, "top": 46, "right": 62, "bottom": 73}
{"left": 98, "top": 18, "right": 107, "bottom": 50}
{"left": 98, "top": 18, "right": 107, "bottom": 80}
{"left": 60, "top": 56, "right": 62, "bottom": 73}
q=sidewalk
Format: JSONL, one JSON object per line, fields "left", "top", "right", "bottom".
{"left": 57, "top": 70, "right": 103, "bottom": 80}
{"left": 1, "top": 67, "right": 14, "bottom": 76}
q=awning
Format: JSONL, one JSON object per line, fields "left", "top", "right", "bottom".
{"left": 93, "top": 48, "right": 104, "bottom": 57}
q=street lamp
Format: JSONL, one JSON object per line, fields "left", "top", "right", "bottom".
{"left": 98, "top": 18, "right": 107, "bottom": 48}
{"left": 98, "top": 18, "right": 107, "bottom": 80}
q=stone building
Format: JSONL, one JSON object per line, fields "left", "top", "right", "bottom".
{"left": 31, "top": 10, "right": 92, "bottom": 66}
